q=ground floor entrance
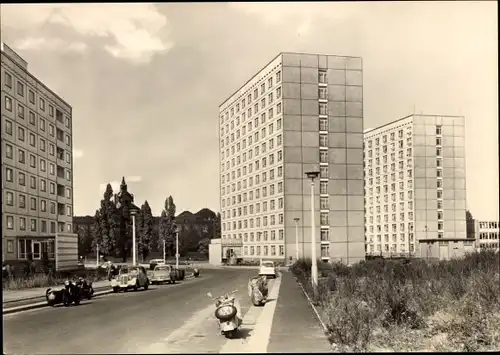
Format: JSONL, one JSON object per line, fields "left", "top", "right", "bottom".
{"left": 14, "top": 237, "right": 55, "bottom": 261}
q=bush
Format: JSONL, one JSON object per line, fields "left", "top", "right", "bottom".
{"left": 2, "top": 268, "right": 108, "bottom": 291}
{"left": 291, "top": 250, "right": 500, "bottom": 351}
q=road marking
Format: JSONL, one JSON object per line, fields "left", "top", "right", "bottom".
{"left": 219, "top": 276, "right": 282, "bottom": 353}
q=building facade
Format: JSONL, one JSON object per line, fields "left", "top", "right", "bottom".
{"left": 364, "top": 114, "right": 473, "bottom": 260}
{"left": 219, "top": 52, "right": 365, "bottom": 265}
{"left": 476, "top": 220, "right": 499, "bottom": 251}
{"left": 1, "top": 43, "right": 74, "bottom": 263}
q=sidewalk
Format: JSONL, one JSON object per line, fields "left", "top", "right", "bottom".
{"left": 2, "top": 280, "right": 110, "bottom": 303}
{"left": 267, "top": 272, "right": 332, "bottom": 353}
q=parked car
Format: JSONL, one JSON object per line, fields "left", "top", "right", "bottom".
{"left": 150, "top": 264, "right": 176, "bottom": 285}
{"left": 111, "top": 266, "right": 149, "bottom": 292}
{"left": 149, "top": 258, "right": 165, "bottom": 270}
{"left": 259, "top": 261, "right": 277, "bottom": 278}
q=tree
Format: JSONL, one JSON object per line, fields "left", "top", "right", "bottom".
{"left": 165, "top": 196, "right": 177, "bottom": 256}
{"left": 198, "top": 238, "right": 210, "bottom": 257}
{"left": 97, "top": 184, "right": 120, "bottom": 256}
{"left": 213, "top": 212, "right": 221, "bottom": 239}
{"left": 158, "top": 210, "right": 169, "bottom": 257}
{"left": 137, "top": 201, "right": 154, "bottom": 262}
{"left": 91, "top": 210, "right": 103, "bottom": 255}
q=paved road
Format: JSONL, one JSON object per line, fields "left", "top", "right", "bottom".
{"left": 3, "top": 269, "right": 276, "bottom": 354}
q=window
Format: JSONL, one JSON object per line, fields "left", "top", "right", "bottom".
{"left": 6, "top": 167, "right": 13, "bottom": 182}
{"left": 30, "top": 176, "right": 36, "bottom": 189}
{"left": 29, "top": 133, "right": 36, "bottom": 147}
{"left": 5, "top": 119, "right": 13, "bottom": 135}
{"left": 29, "top": 154, "right": 36, "bottom": 168}
{"left": 19, "top": 172, "right": 25, "bottom": 186}
{"left": 5, "top": 143, "right": 13, "bottom": 158}
{"left": 436, "top": 147, "right": 442, "bottom": 156}
{"left": 436, "top": 125, "right": 442, "bottom": 135}
{"left": 31, "top": 219, "right": 37, "bottom": 232}
{"left": 19, "top": 194, "right": 26, "bottom": 208}
{"left": 18, "top": 127, "right": 25, "bottom": 141}
{"left": 320, "top": 212, "right": 329, "bottom": 225}
{"left": 30, "top": 197, "right": 37, "bottom": 210}
{"left": 320, "top": 150, "right": 328, "bottom": 163}
{"left": 17, "top": 81, "right": 24, "bottom": 96}
{"left": 320, "top": 196, "right": 329, "bottom": 209}
{"left": 6, "top": 191, "right": 14, "bottom": 206}
{"left": 40, "top": 118, "right": 46, "bottom": 131}
{"left": 5, "top": 96, "right": 12, "bottom": 111}
{"left": 40, "top": 138, "right": 46, "bottom": 152}
{"left": 319, "top": 117, "right": 328, "bottom": 131}
{"left": 5, "top": 71, "right": 13, "bottom": 88}
{"left": 40, "top": 159, "right": 46, "bottom": 172}
{"left": 19, "top": 217, "right": 26, "bottom": 231}
{"left": 41, "top": 179, "right": 46, "bottom": 192}
{"left": 19, "top": 149, "right": 25, "bottom": 164}
{"left": 49, "top": 105, "right": 54, "bottom": 117}
{"left": 40, "top": 97, "right": 45, "bottom": 111}
{"left": 29, "top": 111, "right": 36, "bottom": 125}
{"left": 319, "top": 70, "right": 327, "bottom": 83}
{"left": 18, "top": 104, "right": 25, "bottom": 118}
{"left": 319, "top": 134, "right": 328, "bottom": 147}
{"left": 6, "top": 216, "right": 14, "bottom": 229}
{"left": 41, "top": 200, "right": 47, "bottom": 212}
{"left": 29, "top": 90, "right": 35, "bottom": 103}
{"left": 276, "top": 71, "right": 281, "bottom": 82}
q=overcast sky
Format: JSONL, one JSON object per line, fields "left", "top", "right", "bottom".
{"left": 1, "top": 2, "right": 497, "bottom": 220}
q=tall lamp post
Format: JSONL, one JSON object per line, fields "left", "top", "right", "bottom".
{"left": 294, "top": 218, "right": 300, "bottom": 262}
{"left": 129, "top": 204, "right": 140, "bottom": 266}
{"left": 305, "top": 170, "right": 320, "bottom": 288}
{"left": 175, "top": 225, "right": 180, "bottom": 270}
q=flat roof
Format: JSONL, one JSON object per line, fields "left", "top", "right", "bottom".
{"left": 364, "top": 113, "right": 465, "bottom": 135}
{"left": 1, "top": 42, "right": 72, "bottom": 110}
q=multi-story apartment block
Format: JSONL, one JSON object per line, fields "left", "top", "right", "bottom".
{"left": 364, "top": 114, "right": 474, "bottom": 260}
{"left": 1, "top": 43, "right": 74, "bottom": 264}
{"left": 219, "top": 52, "right": 365, "bottom": 265}
{"left": 476, "top": 220, "right": 499, "bottom": 251}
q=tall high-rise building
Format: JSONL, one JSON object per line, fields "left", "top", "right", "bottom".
{"left": 363, "top": 114, "right": 473, "bottom": 260}
{"left": 1, "top": 43, "right": 74, "bottom": 263}
{"left": 219, "top": 52, "right": 365, "bottom": 265}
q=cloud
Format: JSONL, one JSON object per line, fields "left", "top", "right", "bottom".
{"left": 15, "top": 37, "right": 88, "bottom": 53}
{"left": 0, "top": 3, "right": 172, "bottom": 64}
{"left": 98, "top": 176, "right": 143, "bottom": 197}
{"left": 73, "top": 149, "right": 84, "bottom": 159}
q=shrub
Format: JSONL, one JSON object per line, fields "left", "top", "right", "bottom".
{"left": 291, "top": 250, "right": 500, "bottom": 351}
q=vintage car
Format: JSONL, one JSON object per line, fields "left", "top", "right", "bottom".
{"left": 150, "top": 264, "right": 176, "bottom": 285}
{"left": 110, "top": 266, "right": 149, "bottom": 292}
{"left": 259, "top": 261, "right": 277, "bottom": 278}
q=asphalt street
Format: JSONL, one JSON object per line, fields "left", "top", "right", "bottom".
{"left": 3, "top": 269, "right": 274, "bottom": 354}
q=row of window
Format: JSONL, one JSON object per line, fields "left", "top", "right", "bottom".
{"left": 367, "top": 169, "right": 412, "bottom": 186}
{"left": 220, "top": 70, "right": 282, "bottom": 125}
{"left": 221, "top": 87, "right": 282, "bottom": 139}
{"left": 5, "top": 167, "right": 71, "bottom": 197}
{"left": 366, "top": 243, "right": 415, "bottom": 253}
{"left": 4, "top": 96, "right": 71, "bottom": 130}
{"left": 366, "top": 222, "right": 415, "bottom": 233}
{"left": 366, "top": 180, "right": 414, "bottom": 196}
{"left": 365, "top": 140, "right": 411, "bottom": 157}
{"left": 222, "top": 196, "right": 284, "bottom": 219}
{"left": 4, "top": 144, "right": 72, "bottom": 180}
{"left": 222, "top": 180, "right": 284, "bottom": 210}
{"left": 479, "top": 221, "right": 499, "bottom": 229}
{"left": 221, "top": 118, "right": 283, "bottom": 172}
{"left": 479, "top": 232, "right": 499, "bottom": 240}
{"left": 5, "top": 215, "right": 72, "bottom": 233}
{"left": 366, "top": 127, "right": 410, "bottom": 148}
{"left": 221, "top": 141, "right": 283, "bottom": 178}
{"left": 4, "top": 190, "right": 72, "bottom": 215}
{"left": 223, "top": 212, "right": 285, "bottom": 232}
{"left": 4, "top": 71, "right": 71, "bottom": 126}
{"left": 5, "top": 117, "right": 71, "bottom": 147}
{"left": 367, "top": 232, "right": 415, "bottom": 242}
{"left": 242, "top": 229, "right": 285, "bottom": 242}
{"left": 3, "top": 239, "right": 56, "bottom": 260}
{"left": 365, "top": 146, "right": 413, "bottom": 168}
{"left": 243, "top": 244, "right": 285, "bottom": 257}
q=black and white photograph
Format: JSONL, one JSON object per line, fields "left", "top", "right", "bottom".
{"left": 1, "top": 1, "right": 498, "bottom": 353}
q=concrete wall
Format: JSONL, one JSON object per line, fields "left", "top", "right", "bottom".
{"left": 413, "top": 115, "right": 466, "bottom": 249}
{"left": 209, "top": 239, "right": 222, "bottom": 266}
{"left": 55, "top": 232, "right": 78, "bottom": 270}
{"left": 281, "top": 53, "right": 365, "bottom": 265}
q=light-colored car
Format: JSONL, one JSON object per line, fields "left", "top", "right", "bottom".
{"left": 150, "top": 264, "right": 176, "bottom": 285}
{"left": 149, "top": 259, "right": 165, "bottom": 265}
{"left": 111, "top": 266, "right": 149, "bottom": 292}
{"left": 259, "top": 261, "right": 277, "bottom": 278}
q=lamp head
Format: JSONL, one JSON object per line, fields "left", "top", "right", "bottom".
{"left": 293, "top": 218, "right": 300, "bottom": 222}
{"left": 305, "top": 171, "right": 320, "bottom": 180}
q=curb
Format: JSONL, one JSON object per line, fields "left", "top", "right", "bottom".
{"left": 3, "top": 286, "right": 110, "bottom": 305}
{"left": 295, "top": 277, "right": 329, "bottom": 336}
{"left": 2, "top": 289, "right": 114, "bottom": 315}
{"left": 3, "top": 274, "right": 196, "bottom": 315}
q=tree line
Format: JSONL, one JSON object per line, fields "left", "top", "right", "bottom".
{"left": 75, "top": 181, "right": 221, "bottom": 262}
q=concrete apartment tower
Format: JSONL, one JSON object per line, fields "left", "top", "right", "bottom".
{"left": 363, "top": 114, "right": 473, "bottom": 260}
{"left": 1, "top": 43, "right": 75, "bottom": 264}
{"left": 219, "top": 52, "right": 365, "bottom": 265}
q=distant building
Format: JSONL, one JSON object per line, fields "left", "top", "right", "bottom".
{"left": 2, "top": 43, "right": 75, "bottom": 264}
{"left": 476, "top": 220, "right": 499, "bottom": 251}
{"left": 219, "top": 52, "right": 365, "bottom": 265}
{"left": 363, "top": 114, "right": 474, "bottom": 260}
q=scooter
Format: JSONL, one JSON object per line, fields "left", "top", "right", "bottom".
{"left": 208, "top": 290, "right": 241, "bottom": 339}
{"left": 248, "top": 276, "right": 268, "bottom": 307}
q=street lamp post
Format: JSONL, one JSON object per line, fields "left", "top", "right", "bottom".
{"left": 175, "top": 225, "right": 180, "bottom": 270}
{"left": 129, "top": 204, "right": 140, "bottom": 266}
{"left": 305, "top": 171, "right": 320, "bottom": 288}
{"left": 163, "top": 239, "right": 166, "bottom": 263}
{"left": 294, "top": 218, "right": 300, "bottom": 262}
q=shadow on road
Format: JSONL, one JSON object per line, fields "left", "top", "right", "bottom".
{"left": 234, "top": 327, "right": 253, "bottom": 340}
{"left": 53, "top": 302, "right": 93, "bottom": 308}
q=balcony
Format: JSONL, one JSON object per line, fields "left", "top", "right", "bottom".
{"left": 57, "top": 203, "right": 65, "bottom": 216}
